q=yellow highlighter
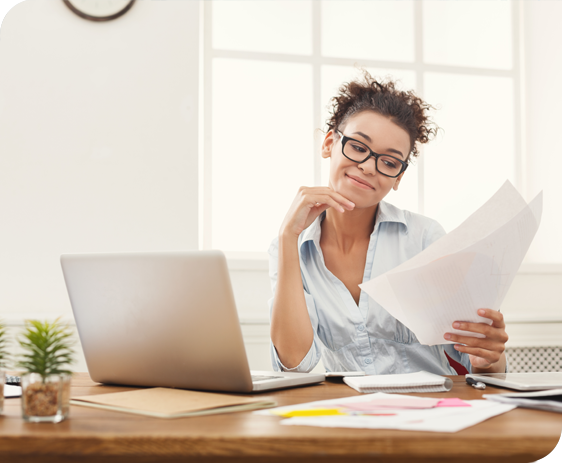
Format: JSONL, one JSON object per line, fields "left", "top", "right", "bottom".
{"left": 274, "top": 408, "right": 346, "bottom": 418}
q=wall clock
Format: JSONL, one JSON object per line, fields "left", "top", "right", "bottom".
{"left": 63, "top": 0, "right": 136, "bottom": 22}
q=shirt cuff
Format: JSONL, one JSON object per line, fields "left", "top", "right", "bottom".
{"left": 270, "top": 342, "right": 320, "bottom": 373}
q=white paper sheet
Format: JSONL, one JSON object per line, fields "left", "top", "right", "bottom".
{"left": 280, "top": 400, "right": 515, "bottom": 433}
{"left": 254, "top": 392, "right": 515, "bottom": 433}
{"left": 360, "top": 181, "right": 543, "bottom": 346}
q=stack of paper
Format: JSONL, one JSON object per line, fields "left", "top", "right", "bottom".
{"left": 484, "top": 389, "right": 562, "bottom": 413}
{"left": 343, "top": 371, "right": 453, "bottom": 393}
{"left": 255, "top": 392, "right": 515, "bottom": 433}
{"left": 71, "top": 387, "right": 276, "bottom": 419}
{"left": 360, "top": 181, "right": 542, "bottom": 346}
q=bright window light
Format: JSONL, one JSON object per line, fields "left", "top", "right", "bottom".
{"left": 423, "top": 72, "right": 515, "bottom": 232}
{"left": 321, "top": 0, "right": 415, "bottom": 62}
{"left": 423, "top": 0, "right": 513, "bottom": 70}
{"left": 212, "top": 59, "right": 314, "bottom": 252}
{"left": 212, "top": 0, "right": 312, "bottom": 55}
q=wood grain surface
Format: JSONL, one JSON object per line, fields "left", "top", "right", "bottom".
{"left": 1, "top": 373, "right": 560, "bottom": 463}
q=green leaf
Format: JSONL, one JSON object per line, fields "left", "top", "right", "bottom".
{"left": 16, "top": 318, "right": 75, "bottom": 379}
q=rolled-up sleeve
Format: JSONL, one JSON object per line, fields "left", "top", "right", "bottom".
{"left": 267, "top": 238, "right": 322, "bottom": 373}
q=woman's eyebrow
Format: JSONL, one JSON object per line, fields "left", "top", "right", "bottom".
{"left": 352, "top": 131, "right": 405, "bottom": 158}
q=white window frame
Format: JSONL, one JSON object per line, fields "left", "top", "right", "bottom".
{"left": 200, "top": 0, "right": 524, "bottom": 262}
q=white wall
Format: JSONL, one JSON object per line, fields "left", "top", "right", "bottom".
{"left": 523, "top": 0, "right": 562, "bottom": 264}
{"left": 0, "top": 0, "right": 199, "bottom": 320}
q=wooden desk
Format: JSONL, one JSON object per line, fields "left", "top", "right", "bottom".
{"left": 1, "top": 373, "right": 560, "bottom": 463}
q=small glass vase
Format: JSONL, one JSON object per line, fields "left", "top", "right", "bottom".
{"left": 21, "top": 373, "right": 71, "bottom": 423}
{"left": 0, "top": 370, "right": 5, "bottom": 414}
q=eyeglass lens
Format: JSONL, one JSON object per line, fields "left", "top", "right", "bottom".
{"left": 343, "top": 139, "right": 403, "bottom": 177}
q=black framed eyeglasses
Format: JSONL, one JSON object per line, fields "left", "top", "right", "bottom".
{"left": 336, "top": 130, "right": 408, "bottom": 178}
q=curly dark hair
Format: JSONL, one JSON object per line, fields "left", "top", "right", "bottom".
{"left": 325, "top": 71, "right": 438, "bottom": 160}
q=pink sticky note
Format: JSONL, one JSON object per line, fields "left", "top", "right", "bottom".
{"left": 436, "top": 398, "right": 471, "bottom": 408}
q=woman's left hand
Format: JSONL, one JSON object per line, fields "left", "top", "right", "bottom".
{"left": 444, "top": 308, "right": 508, "bottom": 372}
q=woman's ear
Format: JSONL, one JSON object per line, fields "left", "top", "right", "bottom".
{"left": 393, "top": 172, "right": 405, "bottom": 191}
{"left": 321, "top": 130, "right": 336, "bottom": 159}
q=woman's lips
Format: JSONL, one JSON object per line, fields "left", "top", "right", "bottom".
{"left": 346, "top": 174, "right": 374, "bottom": 190}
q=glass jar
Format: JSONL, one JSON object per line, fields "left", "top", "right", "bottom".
{"left": 21, "top": 373, "right": 71, "bottom": 423}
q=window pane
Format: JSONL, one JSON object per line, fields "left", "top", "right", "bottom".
{"left": 423, "top": 73, "right": 515, "bottom": 232}
{"left": 321, "top": 1, "right": 414, "bottom": 62}
{"left": 320, "top": 65, "right": 418, "bottom": 212}
{"left": 212, "top": 59, "right": 313, "bottom": 252}
{"left": 423, "top": 1, "right": 512, "bottom": 70}
{"left": 212, "top": 1, "right": 312, "bottom": 55}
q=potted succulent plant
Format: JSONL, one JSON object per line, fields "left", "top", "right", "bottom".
{"left": 0, "top": 319, "right": 9, "bottom": 414}
{"left": 17, "top": 319, "right": 75, "bottom": 423}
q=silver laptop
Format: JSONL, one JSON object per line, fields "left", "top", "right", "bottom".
{"left": 60, "top": 251, "right": 325, "bottom": 392}
{"left": 466, "top": 373, "right": 562, "bottom": 391}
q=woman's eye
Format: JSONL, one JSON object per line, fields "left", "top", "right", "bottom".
{"left": 351, "top": 143, "right": 367, "bottom": 153}
{"left": 382, "top": 159, "right": 398, "bottom": 168}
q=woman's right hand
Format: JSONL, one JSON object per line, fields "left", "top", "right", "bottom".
{"left": 279, "top": 186, "right": 355, "bottom": 238}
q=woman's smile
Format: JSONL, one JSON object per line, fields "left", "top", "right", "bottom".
{"left": 346, "top": 173, "right": 374, "bottom": 190}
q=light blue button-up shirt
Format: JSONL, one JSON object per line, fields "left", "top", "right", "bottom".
{"left": 268, "top": 201, "right": 473, "bottom": 375}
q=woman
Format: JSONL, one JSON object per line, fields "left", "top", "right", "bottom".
{"left": 268, "top": 73, "right": 508, "bottom": 375}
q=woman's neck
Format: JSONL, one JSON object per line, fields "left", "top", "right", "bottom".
{"left": 321, "top": 204, "right": 378, "bottom": 254}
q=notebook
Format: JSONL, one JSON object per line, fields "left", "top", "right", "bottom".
{"left": 71, "top": 387, "right": 276, "bottom": 419}
{"left": 343, "top": 371, "right": 453, "bottom": 393}
{"left": 60, "top": 251, "right": 325, "bottom": 393}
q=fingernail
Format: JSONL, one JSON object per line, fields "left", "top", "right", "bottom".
{"left": 478, "top": 309, "right": 486, "bottom": 315}
{"left": 453, "top": 322, "right": 460, "bottom": 329}
{"left": 454, "top": 344, "right": 460, "bottom": 350}
{"left": 349, "top": 201, "right": 355, "bottom": 206}
{"left": 340, "top": 208, "right": 345, "bottom": 212}
{"left": 444, "top": 333, "right": 451, "bottom": 340}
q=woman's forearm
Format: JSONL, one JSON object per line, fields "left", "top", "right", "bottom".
{"left": 270, "top": 233, "right": 314, "bottom": 369}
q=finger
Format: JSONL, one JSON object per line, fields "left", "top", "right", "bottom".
{"left": 453, "top": 344, "right": 502, "bottom": 365}
{"left": 319, "top": 190, "right": 355, "bottom": 210}
{"left": 449, "top": 321, "right": 509, "bottom": 343}
{"left": 444, "top": 332, "right": 505, "bottom": 352}
{"left": 309, "top": 192, "right": 355, "bottom": 211}
{"left": 306, "top": 187, "right": 355, "bottom": 210}
{"left": 307, "top": 195, "right": 347, "bottom": 213}
{"left": 476, "top": 308, "right": 506, "bottom": 327}
{"left": 331, "top": 192, "right": 355, "bottom": 210}
{"left": 448, "top": 322, "right": 508, "bottom": 342}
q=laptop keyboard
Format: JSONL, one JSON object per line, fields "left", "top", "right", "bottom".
{"left": 6, "top": 375, "right": 21, "bottom": 386}
{"left": 251, "top": 374, "right": 283, "bottom": 382}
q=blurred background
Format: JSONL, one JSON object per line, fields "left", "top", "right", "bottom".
{"left": 0, "top": 1, "right": 560, "bottom": 376}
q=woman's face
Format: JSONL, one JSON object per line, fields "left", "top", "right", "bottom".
{"left": 322, "top": 110, "right": 411, "bottom": 209}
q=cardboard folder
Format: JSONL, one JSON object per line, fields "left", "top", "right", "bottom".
{"left": 71, "top": 387, "right": 276, "bottom": 419}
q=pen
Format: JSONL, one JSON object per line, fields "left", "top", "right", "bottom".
{"left": 465, "top": 377, "right": 486, "bottom": 390}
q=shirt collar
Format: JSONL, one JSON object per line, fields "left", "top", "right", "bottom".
{"left": 299, "top": 200, "right": 409, "bottom": 254}
{"left": 299, "top": 211, "right": 324, "bottom": 255}
{"left": 374, "top": 200, "right": 408, "bottom": 235}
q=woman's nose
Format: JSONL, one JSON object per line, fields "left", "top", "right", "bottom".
{"left": 358, "top": 157, "right": 377, "bottom": 176}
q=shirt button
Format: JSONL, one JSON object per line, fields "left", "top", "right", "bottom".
{"left": 365, "top": 358, "right": 372, "bottom": 364}
{"left": 358, "top": 324, "right": 365, "bottom": 331}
